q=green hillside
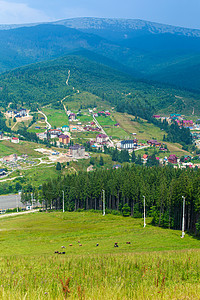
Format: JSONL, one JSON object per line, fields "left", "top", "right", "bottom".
{"left": 0, "top": 211, "right": 199, "bottom": 299}
{"left": 0, "top": 54, "right": 199, "bottom": 115}
{"left": 1, "top": 19, "right": 200, "bottom": 92}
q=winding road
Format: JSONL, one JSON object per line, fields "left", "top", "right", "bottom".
{"left": 38, "top": 110, "right": 51, "bottom": 129}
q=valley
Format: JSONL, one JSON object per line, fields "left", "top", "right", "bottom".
{"left": 0, "top": 16, "right": 199, "bottom": 300}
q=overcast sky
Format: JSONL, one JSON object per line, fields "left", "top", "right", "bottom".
{"left": 0, "top": 0, "right": 200, "bottom": 29}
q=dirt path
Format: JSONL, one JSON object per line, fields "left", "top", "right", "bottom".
{"left": 0, "top": 175, "right": 24, "bottom": 183}
{"left": 38, "top": 110, "right": 51, "bottom": 129}
{"left": 66, "top": 70, "right": 70, "bottom": 85}
{"left": 0, "top": 209, "right": 39, "bottom": 218}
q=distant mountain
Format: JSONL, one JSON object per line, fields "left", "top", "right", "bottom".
{"left": 2, "top": 18, "right": 200, "bottom": 38}
{"left": 0, "top": 18, "right": 200, "bottom": 92}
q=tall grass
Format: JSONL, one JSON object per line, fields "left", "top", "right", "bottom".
{"left": 0, "top": 250, "right": 199, "bottom": 299}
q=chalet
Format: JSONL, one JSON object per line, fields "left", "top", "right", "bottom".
{"left": 143, "top": 154, "right": 148, "bottom": 160}
{"left": 121, "top": 139, "right": 138, "bottom": 149}
{"left": 62, "top": 125, "right": 69, "bottom": 132}
{"left": 69, "top": 124, "right": 83, "bottom": 132}
{"left": 11, "top": 137, "right": 19, "bottom": 144}
{"left": 59, "top": 134, "right": 70, "bottom": 145}
{"left": 153, "top": 115, "right": 161, "bottom": 119}
{"left": 84, "top": 126, "right": 101, "bottom": 132}
{"left": 147, "top": 140, "right": 161, "bottom": 147}
{"left": 168, "top": 154, "right": 178, "bottom": 164}
{"left": 69, "top": 113, "right": 76, "bottom": 121}
{"left": 69, "top": 144, "right": 85, "bottom": 158}
{"left": 19, "top": 108, "right": 27, "bottom": 117}
{"left": 48, "top": 129, "right": 62, "bottom": 139}
{"left": 96, "top": 134, "right": 108, "bottom": 144}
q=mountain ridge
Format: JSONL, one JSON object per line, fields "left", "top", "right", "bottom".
{"left": 1, "top": 17, "right": 200, "bottom": 37}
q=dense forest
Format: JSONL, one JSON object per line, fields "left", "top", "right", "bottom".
{"left": 38, "top": 165, "right": 200, "bottom": 234}
{"left": 0, "top": 55, "right": 199, "bottom": 115}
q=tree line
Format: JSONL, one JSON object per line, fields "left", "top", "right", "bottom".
{"left": 41, "top": 165, "right": 200, "bottom": 234}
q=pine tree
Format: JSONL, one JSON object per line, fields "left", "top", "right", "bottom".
{"left": 99, "top": 156, "right": 104, "bottom": 166}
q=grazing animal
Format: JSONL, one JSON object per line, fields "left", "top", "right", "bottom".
{"left": 61, "top": 246, "right": 66, "bottom": 248}
{"left": 62, "top": 252, "right": 66, "bottom": 254}
{"left": 79, "top": 244, "right": 82, "bottom": 246}
{"left": 55, "top": 251, "right": 59, "bottom": 254}
{"left": 58, "top": 252, "right": 62, "bottom": 254}
{"left": 96, "top": 243, "right": 99, "bottom": 247}
{"left": 126, "top": 242, "right": 131, "bottom": 244}
{"left": 78, "top": 241, "right": 80, "bottom": 243}
{"left": 69, "top": 244, "right": 73, "bottom": 246}
{"left": 114, "top": 243, "right": 119, "bottom": 247}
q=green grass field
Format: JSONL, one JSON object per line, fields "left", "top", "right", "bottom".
{"left": 63, "top": 92, "right": 110, "bottom": 112}
{"left": 97, "top": 115, "right": 128, "bottom": 139}
{"left": 42, "top": 107, "right": 69, "bottom": 128}
{"left": 0, "top": 141, "right": 43, "bottom": 158}
{"left": 0, "top": 211, "right": 199, "bottom": 299}
{"left": 113, "top": 112, "right": 166, "bottom": 142}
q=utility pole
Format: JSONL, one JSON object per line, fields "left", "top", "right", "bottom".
{"left": 16, "top": 194, "right": 18, "bottom": 213}
{"left": 143, "top": 195, "right": 146, "bottom": 228}
{"left": 102, "top": 189, "right": 105, "bottom": 216}
{"left": 62, "top": 190, "right": 65, "bottom": 213}
{"left": 181, "top": 196, "right": 185, "bottom": 238}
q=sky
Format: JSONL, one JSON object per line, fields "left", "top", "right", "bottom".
{"left": 0, "top": 0, "right": 200, "bottom": 29}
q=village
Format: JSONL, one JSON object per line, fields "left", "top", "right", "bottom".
{"left": 0, "top": 105, "right": 199, "bottom": 180}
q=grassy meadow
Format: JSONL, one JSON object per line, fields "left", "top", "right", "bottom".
{"left": 42, "top": 108, "right": 69, "bottom": 128}
{"left": 0, "top": 211, "right": 199, "bottom": 299}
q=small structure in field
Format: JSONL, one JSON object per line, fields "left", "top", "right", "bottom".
{"left": 11, "top": 137, "right": 19, "bottom": 144}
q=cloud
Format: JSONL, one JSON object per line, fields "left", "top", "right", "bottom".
{"left": 0, "top": 0, "right": 50, "bottom": 24}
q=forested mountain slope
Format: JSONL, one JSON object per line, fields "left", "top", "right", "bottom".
{"left": 0, "top": 54, "right": 199, "bottom": 115}
{"left": 0, "top": 18, "right": 200, "bottom": 92}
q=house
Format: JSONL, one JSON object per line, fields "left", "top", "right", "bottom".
{"left": 69, "top": 113, "right": 76, "bottom": 121}
{"left": 114, "top": 123, "right": 120, "bottom": 127}
{"left": 143, "top": 154, "right": 148, "bottom": 160}
{"left": 121, "top": 139, "right": 138, "bottom": 149}
{"left": 0, "top": 169, "right": 7, "bottom": 176}
{"left": 11, "top": 137, "right": 19, "bottom": 144}
{"left": 69, "top": 124, "right": 83, "bottom": 132}
{"left": 147, "top": 140, "right": 161, "bottom": 147}
{"left": 168, "top": 154, "right": 178, "bottom": 164}
{"left": 96, "top": 134, "right": 109, "bottom": 144}
{"left": 3, "top": 154, "right": 18, "bottom": 162}
{"left": 62, "top": 125, "right": 69, "bottom": 133}
{"left": 19, "top": 108, "right": 27, "bottom": 117}
{"left": 48, "top": 129, "right": 62, "bottom": 139}
{"left": 69, "top": 144, "right": 85, "bottom": 158}
{"left": 59, "top": 134, "right": 70, "bottom": 145}
{"left": 37, "top": 132, "right": 47, "bottom": 140}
